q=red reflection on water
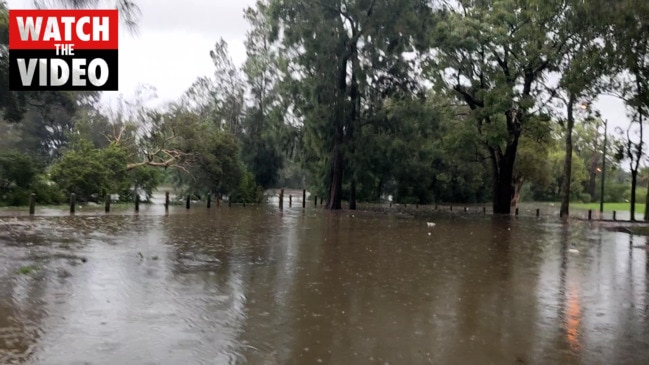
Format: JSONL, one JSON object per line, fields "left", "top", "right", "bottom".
{"left": 565, "top": 282, "right": 582, "bottom": 352}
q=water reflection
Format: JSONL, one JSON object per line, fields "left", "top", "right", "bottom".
{"left": 1, "top": 210, "right": 649, "bottom": 364}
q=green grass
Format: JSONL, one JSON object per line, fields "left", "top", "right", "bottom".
{"left": 570, "top": 202, "right": 645, "bottom": 213}
{"left": 15, "top": 265, "right": 37, "bottom": 275}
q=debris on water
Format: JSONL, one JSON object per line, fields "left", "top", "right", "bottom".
{"left": 57, "top": 268, "right": 71, "bottom": 278}
{"left": 427, "top": 222, "right": 436, "bottom": 227}
{"left": 568, "top": 248, "right": 579, "bottom": 254}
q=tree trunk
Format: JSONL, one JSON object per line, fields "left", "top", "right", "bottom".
{"left": 644, "top": 176, "right": 649, "bottom": 221}
{"left": 560, "top": 94, "right": 576, "bottom": 217}
{"left": 511, "top": 177, "right": 524, "bottom": 209}
{"left": 492, "top": 113, "right": 521, "bottom": 215}
{"left": 588, "top": 134, "right": 600, "bottom": 199}
{"left": 631, "top": 170, "right": 638, "bottom": 221}
{"left": 492, "top": 149, "right": 517, "bottom": 214}
{"left": 349, "top": 178, "right": 357, "bottom": 210}
{"left": 327, "top": 142, "right": 344, "bottom": 210}
{"left": 493, "top": 171, "right": 514, "bottom": 214}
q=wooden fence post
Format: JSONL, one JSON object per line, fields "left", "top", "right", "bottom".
{"left": 186, "top": 195, "right": 190, "bottom": 209}
{"left": 164, "top": 192, "right": 170, "bottom": 212}
{"left": 70, "top": 193, "right": 76, "bottom": 214}
{"left": 105, "top": 194, "right": 111, "bottom": 213}
{"left": 29, "top": 193, "right": 35, "bottom": 215}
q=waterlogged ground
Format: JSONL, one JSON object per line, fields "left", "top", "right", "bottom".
{"left": 1, "top": 205, "right": 649, "bottom": 364}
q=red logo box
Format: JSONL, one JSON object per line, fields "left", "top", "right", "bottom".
{"left": 9, "top": 9, "right": 119, "bottom": 90}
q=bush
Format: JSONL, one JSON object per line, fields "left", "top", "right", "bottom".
{"left": 50, "top": 140, "right": 130, "bottom": 202}
{"left": 31, "top": 178, "right": 65, "bottom": 205}
{"left": 0, "top": 152, "right": 41, "bottom": 206}
{"left": 605, "top": 183, "right": 629, "bottom": 203}
{"left": 229, "top": 171, "right": 265, "bottom": 203}
{"left": 578, "top": 193, "right": 591, "bottom": 203}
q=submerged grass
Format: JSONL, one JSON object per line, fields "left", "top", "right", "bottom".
{"left": 15, "top": 265, "right": 37, "bottom": 275}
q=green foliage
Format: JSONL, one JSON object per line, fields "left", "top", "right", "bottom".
{"left": 119, "top": 166, "right": 162, "bottom": 202}
{"left": 229, "top": 170, "right": 265, "bottom": 203}
{"left": 528, "top": 151, "right": 588, "bottom": 202}
{"left": 0, "top": 151, "right": 65, "bottom": 206}
{"left": 50, "top": 140, "right": 129, "bottom": 202}
{"left": 0, "top": 152, "right": 38, "bottom": 206}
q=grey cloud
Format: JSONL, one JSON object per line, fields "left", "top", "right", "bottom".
{"left": 136, "top": 0, "right": 256, "bottom": 40}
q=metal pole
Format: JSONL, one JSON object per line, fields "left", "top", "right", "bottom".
{"left": 600, "top": 119, "right": 607, "bottom": 214}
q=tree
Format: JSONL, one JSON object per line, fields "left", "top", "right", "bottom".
{"left": 184, "top": 40, "right": 246, "bottom": 136}
{"left": 269, "top": 0, "right": 430, "bottom": 209}
{"left": 426, "top": 0, "right": 572, "bottom": 214}
{"left": 50, "top": 140, "right": 130, "bottom": 202}
{"left": 612, "top": 114, "right": 644, "bottom": 221}
{"left": 552, "top": 3, "right": 606, "bottom": 217}
{"left": 241, "top": 0, "right": 286, "bottom": 189}
{"left": 586, "top": 0, "right": 649, "bottom": 218}
{"left": 512, "top": 116, "right": 555, "bottom": 208}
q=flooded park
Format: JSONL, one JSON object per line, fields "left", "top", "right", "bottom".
{"left": 0, "top": 201, "right": 648, "bottom": 364}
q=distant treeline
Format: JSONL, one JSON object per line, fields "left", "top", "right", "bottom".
{"left": 1, "top": 0, "right": 648, "bottom": 219}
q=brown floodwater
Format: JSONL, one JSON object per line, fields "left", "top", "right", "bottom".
{"left": 1, "top": 204, "right": 649, "bottom": 364}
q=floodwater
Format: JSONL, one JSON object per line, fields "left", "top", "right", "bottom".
{"left": 1, "top": 204, "right": 649, "bottom": 365}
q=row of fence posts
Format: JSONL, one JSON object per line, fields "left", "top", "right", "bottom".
{"left": 26, "top": 189, "right": 315, "bottom": 215}
{"left": 278, "top": 189, "right": 320, "bottom": 209}
{"left": 24, "top": 192, "right": 623, "bottom": 221}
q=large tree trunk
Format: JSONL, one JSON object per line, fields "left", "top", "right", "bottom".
{"left": 493, "top": 166, "right": 515, "bottom": 214}
{"left": 349, "top": 179, "right": 357, "bottom": 210}
{"left": 560, "top": 94, "right": 576, "bottom": 217}
{"left": 492, "top": 150, "right": 517, "bottom": 214}
{"left": 327, "top": 142, "right": 344, "bottom": 210}
{"left": 511, "top": 177, "right": 525, "bottom": 209}
{"left": 492, "top": 112, "right": 521, "bottom": 215}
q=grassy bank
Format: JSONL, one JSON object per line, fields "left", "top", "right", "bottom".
{"left": 570, "top": 202, "right": 645, "bottom": 213}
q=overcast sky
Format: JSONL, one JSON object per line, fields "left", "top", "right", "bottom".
{"left": 7, "top": 0, "right": 633, "bottom": 132}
